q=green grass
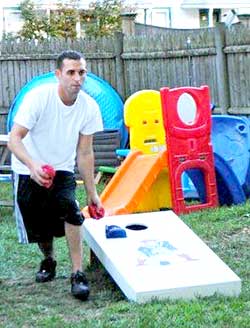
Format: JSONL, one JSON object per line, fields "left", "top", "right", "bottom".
{"left": 1, "top": 182, "right": 250, "bottom": 327}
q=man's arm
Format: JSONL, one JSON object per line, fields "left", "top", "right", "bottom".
{"left": 8, "top": 123, "right": 49, "bottom": 186}
{"left": 76, "top": 134, "right": 101, "bottom": 207}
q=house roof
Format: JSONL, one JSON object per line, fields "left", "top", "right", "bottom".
{"left": 0, "top": 1, "right": 90, "bottom": 9}
{"left": 124, "top": 0, "right": 179, "bottom": 7}
{"left": 181, "top": 0, "right": 250, "bottom": 9}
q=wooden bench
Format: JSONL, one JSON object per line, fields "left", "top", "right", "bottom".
{"left": 0, "top": 134, "right": 13, "bottom": 207}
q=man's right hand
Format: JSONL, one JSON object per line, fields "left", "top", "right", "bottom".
{"left": 42, "top": 165, "right": 56, "bottom": 188}
{"left": 30, "top": 163, "right": 55, "bottom": 188}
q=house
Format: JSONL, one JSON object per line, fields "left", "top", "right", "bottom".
{"left": 126, "top": 0, "right": 250, "bottom": 28}
{"left": 0, "top": 0, "right": 250, "bottom": 39}
{"left": 0, "top": 0, "right": 22, "bottom": 38}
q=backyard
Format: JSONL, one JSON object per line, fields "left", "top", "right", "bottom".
{"left": 0, "top": 182, "right": 250, "bottom": 327}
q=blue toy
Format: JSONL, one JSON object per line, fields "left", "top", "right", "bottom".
{"left": 7, "top": 72, "right": 128, "bottom": 148}
{"left": 186, "top": 152, "right": 246, "bottom": 206}
{"left": 212, "top": 115, "right": 250, "bottom": 197}
{"left": 184, "top": 115, "right": 250, "bottom": 205}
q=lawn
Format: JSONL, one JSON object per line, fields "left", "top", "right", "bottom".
{"left": 1, "top": 181, "right": 250, "bottom": 327}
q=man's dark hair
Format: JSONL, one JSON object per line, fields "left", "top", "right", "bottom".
{"left": 56, "top": 50, "right": 85, "bottom": 69}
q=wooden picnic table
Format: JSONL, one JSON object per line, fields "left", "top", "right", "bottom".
{"left": 0, "top": 134, "right": 11, "bottom": 170}
{"left": 0, "top": 134, "right": 13, "bottom": 207}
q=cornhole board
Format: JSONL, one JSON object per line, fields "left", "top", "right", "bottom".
{"left": 83, "top": 211, "right": 241, "bottom": 303}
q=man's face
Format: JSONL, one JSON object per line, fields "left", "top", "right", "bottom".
{"left": 56, "top": 58, "right": 87, "bottom": 98}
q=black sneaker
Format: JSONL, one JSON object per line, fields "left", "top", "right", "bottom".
{"left": 71, "top": 270, "right": 90, "bottom": 301}
{"left": 35, "top": 257, "right": 57, "bottom": 283}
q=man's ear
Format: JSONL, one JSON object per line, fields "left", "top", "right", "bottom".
{"left": 55, "top": 69, "right": 61, "bottom": 79}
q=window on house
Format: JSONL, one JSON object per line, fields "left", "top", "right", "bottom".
{"left": 2, "top": 7, "right": 22, "bottom": 34}
{"left": 199, "top": 9, "right": 221, "bottom": 27}
{"left": 199, "top": 9, "right": 209, "bottom": 27}
{"left": 135, "top": 8, "right": 171, "bottom": 28}
{"left": 213, "top": 9, "right": 221, "bottom": 23}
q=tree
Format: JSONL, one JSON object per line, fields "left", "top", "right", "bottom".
{"left": 83, "top": 0, "right": 123, "bottom": 37}
{"left": 18, "top": 0, "right": 127, "bottom": 40}
{"left": 49, "top": 3, "right": 79, "bottom": 39}
{"left": 19, "top": 0, "right": 49, "bottom": 40}
{"left": 19, "top": 0, "right": 80, "bottom": 40}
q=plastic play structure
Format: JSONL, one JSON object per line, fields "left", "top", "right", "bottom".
{"left": 100, "top": 149, "right": 171, "bottom": 216}
{"left": 7, "top": 71, "right": 128, "bottom": 148}
{"left": 189, "top": 115, "right": 249, "bottom": 206}
{"left": 212, "top": 115, "right": 250, "bottom": 198}
{"left": 97, "top": 86, "right": 250, "bottom": 216}
{"left": 99, "top": 90, "right": 172, "bottom": 215}
{"left": 160, "top": 86, "right": 218, "bottom": 214}
{"left": 8, "top": 70, "right": 250, "bottom": 215}
{"left": 124, "top": 90, "right": 166, "bottom": 154}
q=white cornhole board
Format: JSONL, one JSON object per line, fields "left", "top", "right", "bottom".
{"left": 83, "top": 211, "right": 241, "bottom": 303}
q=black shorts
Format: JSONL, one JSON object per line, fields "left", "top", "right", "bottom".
{"left": 15, "top": 171, "right": 84, "bottom": 243}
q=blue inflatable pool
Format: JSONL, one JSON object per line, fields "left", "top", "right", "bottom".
{"left": 7, "top": 71, "right": 128, "bottom": 148}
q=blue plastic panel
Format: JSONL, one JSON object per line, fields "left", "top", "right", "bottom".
{"left": 186, "top": 153, "right": 246, "bottom": 206}
{"left": 212, "top": 115, "right": 250, "bottom": 191}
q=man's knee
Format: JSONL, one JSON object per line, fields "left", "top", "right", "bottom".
{"left": 57, "top": 198, "right": 84, "bottom": 226}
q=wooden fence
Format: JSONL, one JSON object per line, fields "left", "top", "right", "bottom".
{"left": 0, "top": 23, "right": 250, "bottom": 134}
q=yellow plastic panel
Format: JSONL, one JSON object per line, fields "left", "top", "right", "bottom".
{"left": 124, "top": 90, "right": 166, "bottom": 154}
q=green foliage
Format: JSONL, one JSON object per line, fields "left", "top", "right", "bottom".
{"left": 19, "top": 0, "right": 80, "bottom": 40}
{"left": 1, "top": 32, "right": 18, "bottom": 41}
{"left": 48, "top": 2, "right": 80, "bottom": 39}
{"left": 19, "top": 0, "right": 124, "bottom": 40}
{"left": 19, "top": 0, "right": 49, "bottom": 40}
{"left": 84, "top": 0, "right": 123, "bottom": 37}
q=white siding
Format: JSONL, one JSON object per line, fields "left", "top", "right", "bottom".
{"left": 171, "top": 8, "right": 200, "bottom": 29}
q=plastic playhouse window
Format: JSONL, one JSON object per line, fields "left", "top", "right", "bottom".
{"left": 177, "top": 93, "right": 197, "bottom": 125}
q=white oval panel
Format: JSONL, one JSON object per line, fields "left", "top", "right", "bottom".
{"left": 177, "top": 93, "right": 197, "bottom": 125}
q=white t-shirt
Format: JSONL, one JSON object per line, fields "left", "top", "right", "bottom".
{"left": 12, "top": 83, "right": 103, "bottom": 174}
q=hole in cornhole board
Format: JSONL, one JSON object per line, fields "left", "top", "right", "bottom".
{"left": 126, "top": 224, "right": 148, "bottom": 231}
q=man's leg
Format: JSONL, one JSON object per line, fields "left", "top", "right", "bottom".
{"left": 65, "top": 222, "right": 89, "bottom": 301}
{"left": 38, "top": 240, "right": 54, "bottom": 259}
{"left": 65, "top": 222, "right": 83, "bottom": 272}
{"left": 36, "top": 239, "right": 57, "bottom": 283}
{"left": 15, "top": 173, "right": 57, "bottom": 283}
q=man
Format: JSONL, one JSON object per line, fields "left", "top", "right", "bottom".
{"left": 8, "top": 50, "right": 103, "bottom": 301}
